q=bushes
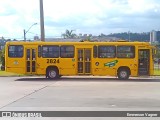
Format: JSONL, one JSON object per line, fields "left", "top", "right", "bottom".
{"left": 0, "top": 56, "right": 5, "bottom": 71}
{"left": 0, "top": 49, "right": 5, "bottom": 71}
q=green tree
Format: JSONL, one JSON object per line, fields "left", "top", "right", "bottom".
{"left": 107, "top": 32, "right": 150, "bottom": 41}
{"left": 0, "top": 48, "right": 5, "bottom": 70}
{"left": 62, "top": 29, "right": 77, "bottom": 39}
{"left": 156, "top": 45, "right": 160, "bottom": 58}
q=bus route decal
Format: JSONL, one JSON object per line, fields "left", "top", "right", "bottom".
{"left": 104, "top": 60, "right": 118, "bottom": 67}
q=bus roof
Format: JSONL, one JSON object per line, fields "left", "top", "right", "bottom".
{"left": 6, "top": 41, "right": 151, "bottom": 46}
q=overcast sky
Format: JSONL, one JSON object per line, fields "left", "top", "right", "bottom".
{"left": 0, "top": 0, "right": 160, "bottom": 39}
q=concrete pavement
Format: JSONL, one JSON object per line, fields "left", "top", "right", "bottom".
{"left": 0, "top": 76, "right": 160, "bottom": 120}
{"left": 0, "top": 76, "right": 160, "bottom": 110}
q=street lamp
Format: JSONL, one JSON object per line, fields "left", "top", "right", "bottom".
{"left": 24, "top": 23, "right": 37, "bottom": 41}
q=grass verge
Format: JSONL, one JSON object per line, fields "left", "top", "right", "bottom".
{"left": 154, "top": 69, "right": 160, "bottom": 76}
{"left": 0, "top": 70, "right": 23, "bottom": 76}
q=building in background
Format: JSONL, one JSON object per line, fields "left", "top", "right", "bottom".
{"left": 34, "top": 35, "right": 40, "bottom": 41}
{"left": 150, "top": 30, "right": 157, "bottom": 43}
{"left": 157, "top": 31, "right": 160, "bottom": 43}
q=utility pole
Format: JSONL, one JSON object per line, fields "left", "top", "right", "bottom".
{"left": 40, "top": 0, "right": 45, "bottom": 41}
{"left": 24, "top": 29, "right": 26, "bottom": 41}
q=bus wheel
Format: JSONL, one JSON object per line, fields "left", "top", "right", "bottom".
{"left": 47, "top": 68, "right": 59, "bottom": 79}
{"left": 118, "top": 69, "right": 129, "bottom": 80}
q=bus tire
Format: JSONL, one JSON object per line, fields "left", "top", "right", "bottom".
{"left": 117, "top": 69, "right": 129, "bottom": 80}
{"left": 47, "top": 68, "right": 59, "bottom": 79}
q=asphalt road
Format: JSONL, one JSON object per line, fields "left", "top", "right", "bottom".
{"left": 0, "top": 76, "right": 160, "bottom": 119}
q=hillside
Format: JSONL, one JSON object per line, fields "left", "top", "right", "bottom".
{"left": 106, "top": 31, "right": 160, "bottom": 42}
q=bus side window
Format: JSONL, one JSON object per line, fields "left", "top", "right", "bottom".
{"left": 60, "top": 46, "right": 74, "bottom": 58}
{"left": 93, "top": 46, "right": 97, "bottom": 58}
{"left": 8, "top": 45, "right": 23, "bottom": 58}
{"left": 38, "top": 46, "right": 41, "bottom": 57}
{"left": 42, "top": 46, "right": 59, "bottom": 58}
{"left": 98, "top": 46, "right": 116, "bottom": 58}
{"left": 117, "top": 46, "right": 135, "bottom": 58}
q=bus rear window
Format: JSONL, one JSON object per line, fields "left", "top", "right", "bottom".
{"left": 8, "top": 45, "right": 23, "bottom": 58}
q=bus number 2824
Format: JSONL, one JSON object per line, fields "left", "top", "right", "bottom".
{"left": 47, "top": 59, "right": 60, "bottom": 64}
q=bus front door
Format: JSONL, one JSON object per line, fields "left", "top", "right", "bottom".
{"left": 138, "top": 49, "right": 150, "bottom": 75}
{"left": 77, "top": 49, "right": 91, "bottom": 74}
{"left": 26, "top": 48, "right": 36, "bottom": 74}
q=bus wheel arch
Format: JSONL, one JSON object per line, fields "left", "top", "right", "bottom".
{"left": 46, "top": 66, "right": 59, "bottom": 79}
{"left": 117, "top": 67, "right": 130, "bottom": 80}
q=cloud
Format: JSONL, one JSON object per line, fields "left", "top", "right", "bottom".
{"left": 0, "top": 0, "right": 160, "bottom": 39}
{"left": 0, "top": 8, "right": 17, "bottom": 16}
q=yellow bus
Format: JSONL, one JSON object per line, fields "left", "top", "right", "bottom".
{"left": 5, "top": 41, "right": 155, "bottom": 79}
